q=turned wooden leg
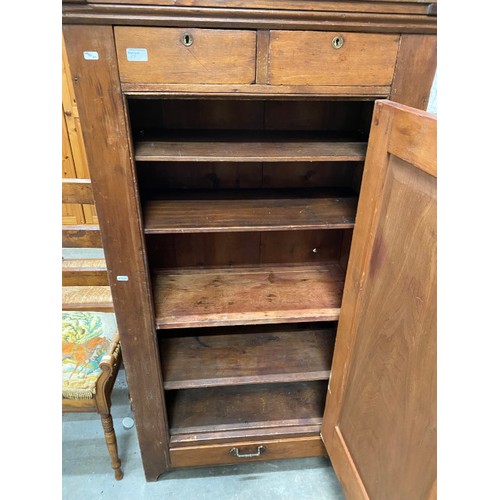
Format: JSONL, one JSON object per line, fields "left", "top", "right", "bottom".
{"left": 100, "top": 414, "right": 124, "bottom": 480}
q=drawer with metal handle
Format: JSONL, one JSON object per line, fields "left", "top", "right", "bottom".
{"left": 169, "top": 436, "right": 326, "bottom": 468}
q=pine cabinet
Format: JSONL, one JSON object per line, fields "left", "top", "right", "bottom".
{"left": 62, "top": 1, "right": 437, "bottom": 497}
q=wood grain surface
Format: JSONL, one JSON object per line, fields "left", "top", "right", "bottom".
{"left": 269, "top": 31, "right": 400, "bottom": 86}
{"left": 143, "top": 192, "right": 357, "bottom": 233}
{"left": 62, "top": 225, "right": 102, "bottom": 248}
{"left": 168, "top": 381, "right": 327, "bottom": 435}
{"left": 160, "top": 325, "right": 335, "bottom": 389}
{"left": 322, "top": 100, "right": 436, "bottom": 499}
{"left": 115, "top": 27, "right": 256, "bottom": 84}
{"left": 135, "top": 139, "right": 367, "bottom": 162}
{"left": 63, "top": 4, "right": 437, "bottom": 35}
{"left": 153, "top": 263, "right": 345, "bottom": 328}
{"left": 62, "top": 258, "right": 109, "bottom": 286}
{"left": 62, "top": 285, "right": 114, "bottom": 312}
{"left": 390, "top": 34, "right": 437, "bottom": 110}
{"left": 63, "top": 25, "right": 169, "bottom": 480}
{"left": 169, "top": 435, "right": 326, "bottom": 467}
{"left": 62, "top": 178, "right": 94, "bottom": 205}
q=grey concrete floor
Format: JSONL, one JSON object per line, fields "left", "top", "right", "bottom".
{"left": 62, "top": 368, "right": 345, "bottom": 500}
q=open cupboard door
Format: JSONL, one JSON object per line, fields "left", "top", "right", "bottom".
{"left": 321, "top": 100, "right": 436, "bottom": 499}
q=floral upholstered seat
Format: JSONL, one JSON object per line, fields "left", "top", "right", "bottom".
{"left": 62, "top": 311, "right": 118, "bottom": 399}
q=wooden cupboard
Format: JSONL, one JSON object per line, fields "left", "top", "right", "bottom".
{"left": 62, "top": 1, "right": 437, "bottom": 497}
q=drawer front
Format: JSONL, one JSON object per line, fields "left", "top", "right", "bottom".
{"left": 114, "top": 27, "right": 257, "bottom": 84}
{"left": 169, "top": 435, "right": 326, "bottom": 468}
{"left": 269, "top": 31, "right": 400, "bottom": 86}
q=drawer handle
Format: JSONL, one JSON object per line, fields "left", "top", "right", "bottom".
{"left": 230, "top": 445, "right": 266, "bottom": 458}
{"left": 332, "top": 35, "right": 344, "bottom": 49}
{"left": 181, "top": 33, "right": 193, "bottom": 47}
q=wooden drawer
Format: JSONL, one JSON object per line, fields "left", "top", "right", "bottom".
{"left": 169, "top": 435, "right": 326, "bottom": 468}
{"left": 114, "top": 27, "right": 257, "bottom": 85}
{"left": 268, "top": 31, "right": 400, "bottom": 86}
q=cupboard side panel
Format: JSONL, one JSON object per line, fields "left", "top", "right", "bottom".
{"left": 390, "top": 34, "right": 437, "bottom": 110}
{"left": 63, "top": 25, "right": 169, "bottom": 481}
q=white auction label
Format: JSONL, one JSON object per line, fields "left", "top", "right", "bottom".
{"left": 83, "top": 51, "right": 99, "bottom": 60}
{"left": 126, "top": 48, "right": 148, "bottom": 62}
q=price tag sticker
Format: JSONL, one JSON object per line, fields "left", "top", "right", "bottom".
{"left": 126, "top": 48, "right": 148, "bottom": 62}
{"left": 83, "top": 51, "right": 99, "bottom": 60}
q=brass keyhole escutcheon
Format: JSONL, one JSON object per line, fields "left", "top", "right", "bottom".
{"left": 182, "top": 33, "right": 193, "bottom": 47}
{"left": 332, "top": 35, "right": 344, "bottom": 49}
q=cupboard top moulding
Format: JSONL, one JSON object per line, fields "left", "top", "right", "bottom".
{"left": 62, "top": 1, "right": 437, "bottom": 34}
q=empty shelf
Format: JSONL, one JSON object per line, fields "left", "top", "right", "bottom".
{"left": 135, "top": 139, "right": 367, "bottom": 162}
{"left": 144, "top": 191, "right": 357, "bottom": 233}
{"left": 160, "top": 325, "right": 336, "bottom": 389}
{"left": 153, "top": 263, "right": 345, "bottom": 329}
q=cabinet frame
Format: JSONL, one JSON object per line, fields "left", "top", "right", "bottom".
{"left": 63, "top": 3, "right": 436, "bottom": 483}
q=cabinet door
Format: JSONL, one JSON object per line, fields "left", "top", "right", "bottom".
{"left": 321, "top": 100, "right": 436, "bottom": 500}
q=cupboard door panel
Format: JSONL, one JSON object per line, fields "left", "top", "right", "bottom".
{"left": 322, "top": 100, "right": 436, "bottom": 500}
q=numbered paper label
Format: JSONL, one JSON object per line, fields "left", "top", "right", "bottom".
{"left": 83, "top": 51, "right": 99, "bottom": 60}
{"left": 126, "top": 48, "right": 148, "bottom": 62}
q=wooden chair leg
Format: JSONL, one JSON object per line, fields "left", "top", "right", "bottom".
{"left": 100, "top": 414, "right": 124, "bottom": 480}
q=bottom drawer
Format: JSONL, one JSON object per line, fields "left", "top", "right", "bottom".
{"left": 169, "top": 435, "right": 326, "bottom": 468}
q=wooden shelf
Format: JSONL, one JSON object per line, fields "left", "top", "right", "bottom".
{"left": 160, "top": 325, "right": 335, "bottom": 390}
{"left": 135, "top": 135, "right": 367, "bottom": 162}
{"left": 143, "top": 190, "right": 357, "bottom": 233}
{"left": 167, "top": 381, "right": 327, "bottom": 438}
{"left": 153, "top": 263, "right": 345, "bottom": 329}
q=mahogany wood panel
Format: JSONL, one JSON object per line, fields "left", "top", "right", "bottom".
{"left": 168, "top": 381, "right": 327, "bottom": 435}
{"left": 115, "top": 27, "right": 256, "bottom": 84}
{"left": 159, "top": 325, "right": 335, "bottom": 389}
{"left": 62, "top": 225, "right": 102, "bottom": 248}
{"left": 63, "top": 25, "right": 169, "bottom": 481}
{"left": 390, "top": 34, "right": 437, "bottom": 110}
{"left": 269, "top": 31, "right": 400, "bottom": 86}
{"left": 135, "top": 139, "right": 367, "bottom": 162}
{"left": 322, "top": 101, "right": 436, "bottom": 499}
{"left": 62, "top": 258, "right": 109, "bottom": 286}
{"left": 143, "top": 193, "right": 357, "bottom": 233}
{"left": 62, "top": 285, "right": 114, "bottom": 312}
{"left": 62, "top": 178, "right": 94, "bottom": 205}
{"left": 153, "top": 264, "right": 345, "bottom": 328}
{"left": 170, "top": 436, "right": 326, "bottom": 468}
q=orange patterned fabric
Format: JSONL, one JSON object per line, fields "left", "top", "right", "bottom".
{"left": 62, "top": 312, "right": 117, "bottom": 399}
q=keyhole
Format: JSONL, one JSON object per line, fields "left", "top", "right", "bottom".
{"left": 332, "top": 36, "right": 344, "bottom": 49}
{"left": 182, "top": 33, "right": 193, "bottom": 47}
